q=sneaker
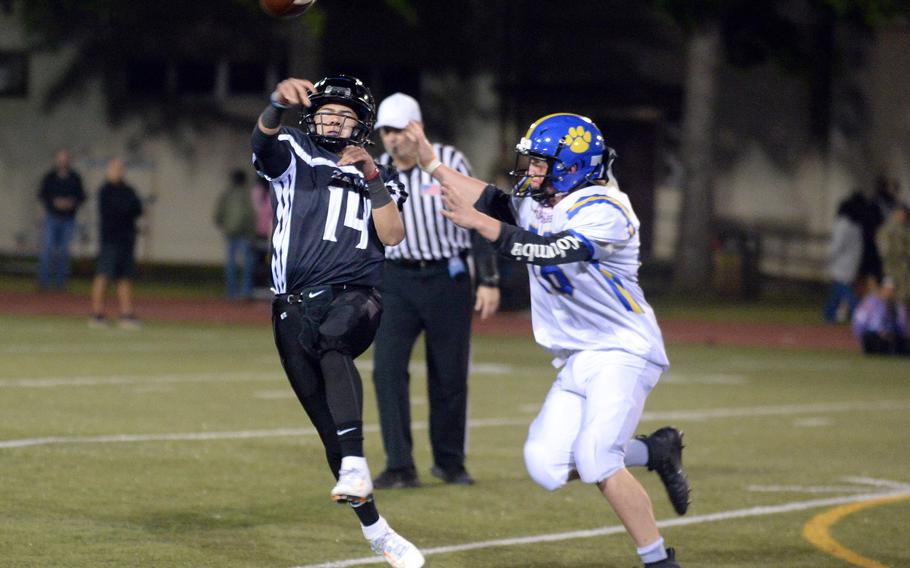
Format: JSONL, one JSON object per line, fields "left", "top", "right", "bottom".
{"left": 374, "top": 466, "right": 421, "bottom": 489}
{"left": 430, "top": 465, "right": 475, "bottom": 485}
{"left": 644, "top": 547, "right": 681, "bottom": 567}
{"left": 370, "top": 528, "right": 425, "bottom": 568}
{"left": 88, "top": 315, "right": 109, "bottom": 329}
{"left": 638, "top": 427, "right": 690, "bottom": 515}
{"left": 118, "top": 315, "right": 142, "bottom": 330}
{"left": 331, "top": 460, "right": 374, "bottom": 504}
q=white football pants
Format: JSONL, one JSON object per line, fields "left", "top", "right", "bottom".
{"left": 523, "top": 349, "right": 662, "bottom": 490}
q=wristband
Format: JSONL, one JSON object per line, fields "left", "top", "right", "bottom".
{"left": 366, "top": 176, "right": 392, "bottom": 209}
{"left": 269, "top": 91, "right": 292, "bottom": 110}
{"left": 364, "top": 169, "right": 381, "bottom": 182}
{"left": 420, "top": 157, "right": 442, "bottom": 176}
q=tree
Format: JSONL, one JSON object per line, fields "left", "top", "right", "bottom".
{"left": 19, "top": 1, "right": 300, "bottom": 133}
{"left": 656, "top": 0, "right": 908, "bottom": 293}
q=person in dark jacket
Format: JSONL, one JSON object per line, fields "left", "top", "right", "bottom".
{"left": 89, "top": 158, "right": 144, "bottom": 329}
{"left": 37, "top": 148, "right": 85, "bottom": 290}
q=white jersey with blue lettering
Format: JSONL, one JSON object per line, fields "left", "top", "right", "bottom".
{"left": 512, "top": 181, "right": 669, "bottom": 369}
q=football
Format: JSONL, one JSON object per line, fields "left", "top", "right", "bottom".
{"left": 260, "top": 0, "right": 317, "bottom": 19}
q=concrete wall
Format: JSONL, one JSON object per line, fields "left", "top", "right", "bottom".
{"left": 3, "top": 11, "right": 909, "bottom": 276}
{"left": 0, "top": 12, "right": 258, "bottom": 264}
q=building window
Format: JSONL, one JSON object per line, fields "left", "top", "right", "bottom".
{"left": 0, "top": 52, "right": 28, "bottom": 97}
{"left": 127, "top": 59, "right": 168, "bottom": 95}
{"left": 176, "top": 60, "right": 216, "bottom": 95}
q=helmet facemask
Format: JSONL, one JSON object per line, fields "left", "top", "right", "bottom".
{"left": 302, "top": 106, "right": 372, "bottom": 153}
{"left": 510, "top": 151, "right": 564, "bottom": 203}
{"left": 510, "top": 113, "right": 611, "bottom": 203}
{"left": 300, "top": 75, "right": 376, "bottom": 153}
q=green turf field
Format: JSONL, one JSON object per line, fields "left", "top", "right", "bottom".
{"left": 1, "top": 314, "right": 908, "bottom": 568}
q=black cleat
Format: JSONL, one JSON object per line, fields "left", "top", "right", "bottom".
{"left": 644, "top": 547, "right": 681, "bottom": 567}
{"left": 430, "top": 465, "right": 475, "bottom": 485}
{"left": 638, "top": 427, "right": 690, "bottom": 515}
{"left": 373, "top": 466, "right": 421, "bottom": 489}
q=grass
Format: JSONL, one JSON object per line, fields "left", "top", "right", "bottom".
{"left": 1, "top": 314, "right": 908, "bottom": 567}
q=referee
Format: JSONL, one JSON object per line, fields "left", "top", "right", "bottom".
{"left": 371, "top": 93, "right": 500, "bottom": 489}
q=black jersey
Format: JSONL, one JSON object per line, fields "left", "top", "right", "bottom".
{"left": 253, "top": 127, "right": 406, "bottom": 294}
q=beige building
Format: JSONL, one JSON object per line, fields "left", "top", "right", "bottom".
{"left": 2, "top": 9, "right": 909, "bottom": 280}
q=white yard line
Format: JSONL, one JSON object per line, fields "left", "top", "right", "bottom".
{"left": 0, "top": 362, "right": 516, "bottom": 389}
{"left": 841, "top": 476, "right": 910, "bottom": 490}
{"left": 0, "top": 340, "right": 265, "bottom": 355}
{"left": 289, "top": 489, "right": 910, "bottom": 568}
{"left": 748, "top": 477, "right": 910, "bottom": 495}
{"left": 641, "top": 399, "right": 910, "bottom": 421}
{"left": 747, "top": 485, "right": 876, "bottom": 494}
{"left": 2, "top": 400, "right": 908, "bottom": 450}
{"left": 0, "top": 418, "right": 524, "bottom": 449}
{"left": 0, "top": 372, "right": 276, "bottom": 388}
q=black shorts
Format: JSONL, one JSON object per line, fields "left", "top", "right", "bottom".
{"left": 96, "top": 241, "right": 137, "bottom": 279}
{"left": 272, "top": 284, "right": 382, "bottom": 360}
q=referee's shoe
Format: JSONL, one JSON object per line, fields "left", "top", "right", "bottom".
{"left": 644, "top": 548, "right": 682, "bottom": 567}
{"left": 373, "top": 466, "right": 421, "bottom": 489}
{"left": 637, "top": 427, "right": 690, "bottom": 515}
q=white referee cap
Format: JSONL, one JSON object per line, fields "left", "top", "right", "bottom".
{"left": 376, "top": 93, "right": 422, "bottom": 129}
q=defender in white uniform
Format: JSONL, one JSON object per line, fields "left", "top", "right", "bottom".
{"left": 406, "top": 114, "right": 689, "bottom": 568}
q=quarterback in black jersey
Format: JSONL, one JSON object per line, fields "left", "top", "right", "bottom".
{"left": 251, "top": 75, "right": 424, "bottom": 568}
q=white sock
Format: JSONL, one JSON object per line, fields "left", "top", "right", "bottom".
{"left": 625, "top": 438, "right": 649, "bottom": 467}
{"left": 341, "top": 455, "right": 368, "bottom": 473}
{"left": 637, "top": 537, "right": 666, "bottom": 564}
{"left": 361, "top": 515, "right": 389, "bottom": 541}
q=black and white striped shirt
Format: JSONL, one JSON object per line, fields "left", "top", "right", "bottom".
{"left": 378, "top": 143, "right": 472, "bottom": 261}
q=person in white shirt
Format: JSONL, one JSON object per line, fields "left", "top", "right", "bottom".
{"left": 403, "top": 113, "right": 689, "bottom": 568}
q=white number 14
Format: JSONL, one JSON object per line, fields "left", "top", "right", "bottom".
{"left": 322, "top": 186, "right": 371, "bottom": 249}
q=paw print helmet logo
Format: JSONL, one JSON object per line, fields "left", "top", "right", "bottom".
{"left": 511, "top": 113, "right": 615, "bottom": 202}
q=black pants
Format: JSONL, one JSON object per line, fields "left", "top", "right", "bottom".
{"left": 371, "top": 260, "right": 473, "bottom": 473}
{"left": 861, "top": 331, "right": 910, "bottom": 356}
{"left": 272, "top": 285, "right": 382, "bottom": 475}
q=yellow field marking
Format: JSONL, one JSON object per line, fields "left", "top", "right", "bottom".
{"left": 802, "top": 494, "right": 910, "bottom": 567}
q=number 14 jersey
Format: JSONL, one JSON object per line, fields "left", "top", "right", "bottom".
{"left": 253, "top": 127, "right": 406, "bottom": 294}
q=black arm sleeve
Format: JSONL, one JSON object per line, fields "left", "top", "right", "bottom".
{"left": 492, "top": 224, "right": 592, "bottom": 266}
{"left": 250, "top": 111, "right": 291, "bottom": 179}
{"left": 473, "top": 184, "right": 516, "bottom": 225}
{"left": 470, "top": 231, "right": 499, "bottom": 286}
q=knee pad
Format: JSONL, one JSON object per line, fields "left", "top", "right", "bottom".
{"left": 523, "top": 439, "right": 569, "bottom": 491}
{"left": 573, "top": 425, "right": 625, "bottom": 484}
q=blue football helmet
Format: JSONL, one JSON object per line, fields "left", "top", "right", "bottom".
{"left": 511, "top": 113, "right": 614, "bottom": 202}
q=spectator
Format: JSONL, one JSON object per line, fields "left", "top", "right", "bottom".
{"left": 37, "top": 148, "right": 86, "bottom": 290}
{"left": 214, "top": 169, "right": 257, "bottom": 300}
{"left": 89, "top": 158, "right": 144, "bottom": 329}
{"left": 251, "top": 175, "right": 273, "bottom": 292}
{"left": 823, "top": 193, "right": 864, "bottom": 323}
{"left": 856, "top": 188, "right": 885, "bottom": 283}
{"left": 873, "top": 174, "right": 899, "bottom": 220}
{"left": 876, "top": 204, "right": 910, "bottom": 305}
{"left": 852, "top": 277, "right": 909, "bottom": 356}
{"left": 370, "top": 93, "right": 500, "bottom": 490}
{"left": 252, "top": 175, "right": 272, "bottom": 243}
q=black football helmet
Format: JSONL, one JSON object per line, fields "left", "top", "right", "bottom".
{"left": 301, "top": 75, "right": 375, "bottom": 153}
